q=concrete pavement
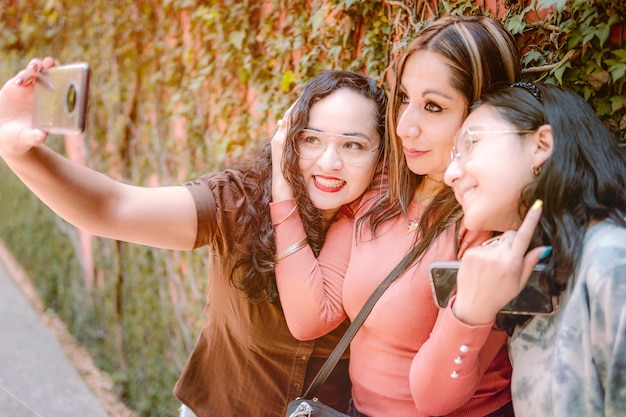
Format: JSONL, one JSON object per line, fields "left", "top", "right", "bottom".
{"left": 0, "top": 244, "right": 111, "bottom": 417}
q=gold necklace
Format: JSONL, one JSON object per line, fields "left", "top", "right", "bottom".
{"left": 424, "top": 175, "right": 444, "bottom": 184}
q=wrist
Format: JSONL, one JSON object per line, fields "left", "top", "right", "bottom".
{"left": 272, "top": 178, "right": 294, "bottom": 201}
{"left": 451, "top": 297, "right": 497, "bottom": 326}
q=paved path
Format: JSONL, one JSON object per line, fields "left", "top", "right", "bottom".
{"left": 0, "top": 248, "right": 110, "bottom": 417}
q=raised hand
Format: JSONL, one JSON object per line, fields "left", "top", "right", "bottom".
{"left": 0, "top": 57, "right": 56, "bottom": 158}
{"left": 452, "top": 200, "right": 549, "bottom": 325}
{"left": 271, "top": 101, "right": 297, "bottom": 202}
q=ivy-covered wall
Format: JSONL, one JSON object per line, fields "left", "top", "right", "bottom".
{"left": 0, "top": 1, "right": 624, "bottom": 415}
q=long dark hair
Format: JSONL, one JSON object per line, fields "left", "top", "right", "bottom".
{"left": 228, "top": 70, "right": 387, "bottom": 303}
{"left": 477, "top": 82, "right": 626, "bottom": 332}
{"left": 361, "top": 15, "right": 520, "bottom": 265}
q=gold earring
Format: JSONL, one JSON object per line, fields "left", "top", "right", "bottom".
{"left": 532, "top": 164, "right": 542, "bottom": 176}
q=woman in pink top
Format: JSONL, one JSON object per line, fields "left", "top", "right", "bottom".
{"left": 273, "top": 15, "right": 520, "bottom": 417}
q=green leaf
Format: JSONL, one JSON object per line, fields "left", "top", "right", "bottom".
{"left": 280, "top": 70, "right": 296, "bottom": 93}
{"left": 523, "top": 50, "right": 545, "bottom": 66}
{"left": 608, "top": 63, "right": 626, "bottom": 83}
{"left": 553, "top": 62, "right": 571, "bottom": 84}
{"left": 581, "top": 8, "right": 597, "bottom": 24}
{"left": 611, "top": 48, "right": 626, "bottom": 62}
{"left": 595, "top": 99, "right": 611, "bottom": 116}
{"left": 610, "top": 96, "right": 626, "bottom": 114}
{"left": 538, "top": 0, "right": 567, "bottom": 12}
{"left": 506, "top": 14, "right": 527, "bottom": 35}
{"left": 596, "top": 22, "right": 610, "bottom": 47}
{"left": 568, "top": 30, "right": 583, "bottom": 48}
{"left": 582, "top": 30, "right": 595, "bottom": 46}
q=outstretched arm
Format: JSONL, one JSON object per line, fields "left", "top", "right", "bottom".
{"left": 0, "top": 58, "right": 197, "bottom": 250}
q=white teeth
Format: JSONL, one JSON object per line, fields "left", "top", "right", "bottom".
{"left": 314, "top": 176, "right": 344, "bottom": 188}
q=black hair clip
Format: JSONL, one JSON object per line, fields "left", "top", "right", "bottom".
{"left": 511, "top": 81, "right": 542, "bottom": 103}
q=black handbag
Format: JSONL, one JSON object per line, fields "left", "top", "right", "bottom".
{"left": 286, "top": 398, "right": 350, "bottom": 417}
{"left": 286, "top": 251, "right": 415, "bottom": 417}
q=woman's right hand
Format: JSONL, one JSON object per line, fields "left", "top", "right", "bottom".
{"left": 452, "top": 200, "right": 548, "bottom": 325}
{"left": 0, "top": 57, "right": 56, "bottom": 159}
{"left": 271, "top": 102, "right": 297, "bottom": 202}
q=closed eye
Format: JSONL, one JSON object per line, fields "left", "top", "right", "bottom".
{"left": 461, "top": 138, "right": 478, "bottom": 153}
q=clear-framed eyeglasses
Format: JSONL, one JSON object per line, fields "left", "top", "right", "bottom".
{"left": 296, "top": 129, "right": 380, "bottom": 167}
{"left": 449, "top": 128, "right": 536, "bottom": 165}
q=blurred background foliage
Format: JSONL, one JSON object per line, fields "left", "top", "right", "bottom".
{"left": 0, "top": 0, "right": 624, "bottom": 415}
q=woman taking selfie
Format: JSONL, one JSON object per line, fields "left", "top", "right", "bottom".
{"left": 0, "top": 60, "right": 387, "bottom": 416}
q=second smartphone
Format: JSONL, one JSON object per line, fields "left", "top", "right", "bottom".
{"left": 428, "top": 260, "right": 558, "bottom": 315}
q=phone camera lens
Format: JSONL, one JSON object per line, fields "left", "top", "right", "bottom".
{"left": 66, "top": 84, "right": 77, "bottom": 113}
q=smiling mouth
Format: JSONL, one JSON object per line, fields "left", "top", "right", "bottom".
{"left": 458, "top": 186, "right": 475, "bottom": 204}
{"left": 314, "top": 175, "right": 346, "bottom": 191}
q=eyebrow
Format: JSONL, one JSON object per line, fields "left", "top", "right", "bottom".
{"left": 398, "top": 83, "right": 455, "bottom": 101}
{"left": 304, "top": 127, "right": 373, "bottom": 141}
{"left": 464, "top": 125, "right": 490, "bottom": 132}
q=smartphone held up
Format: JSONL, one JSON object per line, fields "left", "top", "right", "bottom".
{"left": 428, "top": 261, "right": 558, "bottom": 316}
{"left": 32, "top": 62, "right": 90, "bottom": 135}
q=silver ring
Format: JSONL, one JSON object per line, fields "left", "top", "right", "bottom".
{"left": 277, "top": 119, "right": 284, "bottom": 127}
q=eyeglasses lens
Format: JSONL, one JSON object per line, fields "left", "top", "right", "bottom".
{"left": 297, "top": 130, "right": 378, "bottom": 166}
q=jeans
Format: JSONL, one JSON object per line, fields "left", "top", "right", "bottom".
{"left": 179, "top": 404, "right": 197, "bottom": 417}
{"left": 346, "top": 399, "right": 369, "bottom": 417}
{"left": 347, "top": 399, "right": 514, "bottom": 417}
{"left": 483, "top": 401, "right": 515, "bottom": 417}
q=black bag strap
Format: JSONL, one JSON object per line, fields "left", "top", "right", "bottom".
{"left": 302, "top": 249, "right": 416, "bottom": 399}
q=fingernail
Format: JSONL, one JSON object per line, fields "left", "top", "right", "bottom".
{"left": 14, "top": 77, "right": 23, "bottom": 85}
{"left": 532, "top": 199, "right": 543, "bottom": 210}
{"left": 539, "top": 246, "right": 552, "bottom": 260}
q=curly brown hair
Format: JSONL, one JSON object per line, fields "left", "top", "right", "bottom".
{"left": 227, "top": 70, "right": 387, "bottom": 303}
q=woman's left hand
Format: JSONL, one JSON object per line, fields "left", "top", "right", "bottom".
{"left": 452, "top": 200, "right": 548, "bottom": 325}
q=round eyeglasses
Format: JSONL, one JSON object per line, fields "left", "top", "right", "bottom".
{"left": 450, "top": 128, "right": 536, "bottom": 165}
{"left": 296, "top": 129, "right": 380, "bottom": 167}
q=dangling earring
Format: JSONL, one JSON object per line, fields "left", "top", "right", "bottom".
{"left": 531, "top": 164, "right": 542, "bottom": 176}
